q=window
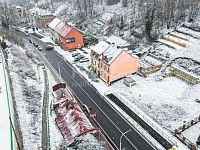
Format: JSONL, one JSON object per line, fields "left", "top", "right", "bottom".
{"left": 101, "top": 71, "right": 103, "bottom": 76}
{"left": 104, "top": 65, "right": 106, "bottom": 71}
{"left": 104, "top": 73, "right": 106, "bottom": 79}
{"left": 66, "top": 37, "right": 75, "bottom": 44}
{"left": 107, "top": 67, "right": 109, "bottom": 73}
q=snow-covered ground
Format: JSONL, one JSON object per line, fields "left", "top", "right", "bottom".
{"left": 0, "top": 50, "right": 13, "bottom": 150}
{"left": 183, "top": 123, "right": 200, "bottom": 144}
{"left": 6, "top": 43, "right": 44, "bottom": 149}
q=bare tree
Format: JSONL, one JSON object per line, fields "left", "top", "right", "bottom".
{"left": 188, "top": 0, "right": 200, "bottom": 22}
{"left": 144, "top": 0, "right": 157, "bottom": 38}
{"left": 0, "top": 2, "right": 11, "bottom": 29}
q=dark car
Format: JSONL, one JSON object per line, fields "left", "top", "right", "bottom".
{"left": 29, "top": 39, "right": 32, "bottom": 43}
{"left": 83, "top": 50, "right": 88, "bottom": 54}
{"left": 72, "top": 52, "right": 80, "bottom": 57}
{"left": 79, "top": 58, "right": 89, "bottom": 63}
{"left": 33, "top": 42, "right": 38, "bottom": 47}
{"left": 74, "top": 55, "right": 84, "bottom": 62}
{"left": 46, "top": 44, "right": 54, "bottom": 50}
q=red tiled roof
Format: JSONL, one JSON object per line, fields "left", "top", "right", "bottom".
{"left": 52, "top": 83, "right": 96, "bottom": 146}
{"left": 54, "top": 21, "right": 73, "bottom": 37}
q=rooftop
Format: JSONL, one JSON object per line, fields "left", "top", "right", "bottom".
{"left": 91, "top": 41, "right": 110, "bottom": 55}
{"left": 48, "top": 18, "right": 61, "bottom": 30}
{"left": 57, "top": 24, "right": 73, "bottom": 37}
{"left": 106, "top": 35, "right": 130, "bottom": 47}
{"left": 100, "top": 12, "right": 115, "bottom": 23}
{"left": 103, "top": 44, "right": 123, "bottom": 64}
{"left": 29, "top": 7, "right": 52, "bottom": 16}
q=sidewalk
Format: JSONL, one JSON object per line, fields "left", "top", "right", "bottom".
{"left": 0, "top": 49, "right": 13, "bottom": 150}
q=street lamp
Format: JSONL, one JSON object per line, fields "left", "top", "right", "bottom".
{"left": 58, "top": 59, "right": 64, "bottom": 78}
{"left": 120, "top": 129, "right": 131, "bottom": 150}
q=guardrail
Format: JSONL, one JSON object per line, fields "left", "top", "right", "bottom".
{"left": 104, "top": 91, "right": 177, "bottom": 149}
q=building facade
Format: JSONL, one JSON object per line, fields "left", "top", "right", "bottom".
{"left": 91, "top": 40, "right": 139, "bottom": 85}
{"left": 49, "top": 18, "right": 84, "bottom": 50}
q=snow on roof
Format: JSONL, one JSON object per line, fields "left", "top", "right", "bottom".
{"left": 58, "top": 24, "right": 73, "bottom": 37}
{"left": 29, "top": 7, "right": 52, "bottom": 16}
{"left": 103, "top": 44, "right": 123, "bottom": 64}
{"left": 53, "top": 84, "right": 96, "bottom": 146}
{"left": 54, "top": 21, "right": 65, "bottom": 32}
{"left": 106, "top": 35, "right": 130, "bottom": 47}
{"left": 140, "top": 62, "right": 151, "bottom": 68}
{"left": 100, "top": 12, "right": 115, "bottom": 23}
{"left": 124, "top": 77, "right": 135, "bottom": 83}
{"left": 143, "top": 55, "right": 162, "bottom": 66}
{"left": 15, "top": 5, "right": 25, "bottom": 9}
{"left": 41, "top": 37, "right": 55, "bottom": 44}
{"left": 48, "top": 18, "right": 61, "bottom": 30}
{"left": 91, "top": 41, "right": 110, "bottom": 54}
{"left": 53, "top": 21, "right": 76, "bottom": 37}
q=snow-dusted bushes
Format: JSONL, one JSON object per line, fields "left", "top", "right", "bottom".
{"left": 7, "top": 44, "right": 43, "bottom": 149}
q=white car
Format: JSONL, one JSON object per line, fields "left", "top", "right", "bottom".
{"left": 79, "top": 58, "right": 89, "bottom": 63}
{"left": 38, "top": 46, "right": 42, "bottom": 51}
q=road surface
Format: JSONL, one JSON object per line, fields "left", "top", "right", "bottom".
{"left": 43, "top": 49, "right": 156, "bottom": 150}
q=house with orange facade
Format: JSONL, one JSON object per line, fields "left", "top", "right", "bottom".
{"left": 91, "top": 36, "right": 139, "bottom": 85}
{"left": 48, "top": 18, "right": 84, "bottom": 51}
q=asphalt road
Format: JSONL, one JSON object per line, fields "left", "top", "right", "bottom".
{"left": 15, "top": 28, "right": 156, "bottom": 150}
{"left": 43, "top": 49, "right": 156, "bottom": 150}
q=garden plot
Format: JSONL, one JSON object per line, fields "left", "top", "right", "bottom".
{"left": 164, "top": 35, "right": 187, "bottom": 46}
{"left": 112, "top": 75, "right": 200, "bottom": 130}
{"left": 170, "top": 31, "right": 200, "bottom": 45}
{"left": 158, "top": 38, "right": 183, "bottom": 50}
{"left": 177, "top": 27, "right": 200, "bottom": 39}
{"left": 154, "top": 39, "right": 200, "bottom": 62}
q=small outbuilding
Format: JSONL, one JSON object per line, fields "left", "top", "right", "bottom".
{"left": 123, "top": 77, "right": 136, "bottom": 87}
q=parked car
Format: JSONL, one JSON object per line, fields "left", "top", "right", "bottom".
{"left": 79, "top": 58, "right": 89, "bottom": 63}
{"left": 72, "top": 52, "right": 80, "bottom": 57}
{"left": 46, "top": 44, "right": 54, "bottom": 50}
{"left": 83, "top": 50, "right": 88, "bottom": 54}
{"left": 29, "top": 39, "right": 32, "bottom": 43}
{"left": 33, "top": 42, "right": 38, "bottom": 47}
{"left": 74, "top": 55, "right": 84, "bottom": 62}
{"left": 38, "top": 46, "right": 42, "bottom": 51}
